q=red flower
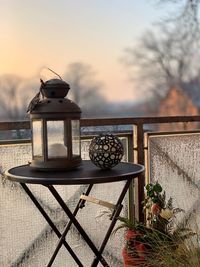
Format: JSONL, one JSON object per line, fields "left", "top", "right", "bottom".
{"left": 151, "top": 203, "right": 161, "bottom": 215}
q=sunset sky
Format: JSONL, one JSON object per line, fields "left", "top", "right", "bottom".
{"left": 1, "top": 0, "right": 167, "bottom": 102}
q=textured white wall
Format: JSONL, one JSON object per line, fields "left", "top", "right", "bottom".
{"left": 149, "top": 133, "right": 200, "bottom": 231}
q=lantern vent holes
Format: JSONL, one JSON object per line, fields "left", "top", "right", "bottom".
{"left": 47, "top": 100, "right": 51, "bottom": 103}
{"left": 59, "top": 100, "right": 63, "bottom": 103}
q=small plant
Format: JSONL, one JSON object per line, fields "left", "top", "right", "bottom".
{"left": 142, "top": 182, "right": 184, "bottom": 234}
{"left": 115, "top": 182, "right": 196, "bottom": 266}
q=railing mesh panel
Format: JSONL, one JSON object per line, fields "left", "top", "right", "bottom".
{"left": 148, "top": 132, "right": 200, "bottom": 231}
{"left": 0, "top": 138, "right": 128, "bottom": 267}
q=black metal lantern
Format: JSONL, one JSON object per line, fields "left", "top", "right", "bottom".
{"left": 28, "top": 78, "right": 82, "bottom": 171}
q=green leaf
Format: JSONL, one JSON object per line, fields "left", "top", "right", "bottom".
{"left": 153, "top": 183, "right": 162, "bottom": 193}
{"left": 146, "top": 183, "right": 153, "bottom": 191}
{"left": 147, "top": 190, "right": 155, "bottom": 197}
{"left": 151, "top": 197, "right": 159, "bottom": 203}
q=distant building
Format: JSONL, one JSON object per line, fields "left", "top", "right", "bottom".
{"left": 158, "top": 83, "right": 200, "bottom": 131}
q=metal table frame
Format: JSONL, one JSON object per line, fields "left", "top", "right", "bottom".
{"left": 5, "top": 160, "right": 144, "bottom": 267}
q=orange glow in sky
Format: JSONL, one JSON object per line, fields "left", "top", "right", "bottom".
{"left": 1, "top": 0, "right": 164, "bottom": 102}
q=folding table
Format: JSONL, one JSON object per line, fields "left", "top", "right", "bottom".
{"left": 5, "top": 160, "right": 144, "bottom": 267}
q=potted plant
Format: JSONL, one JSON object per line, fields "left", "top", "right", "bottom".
{"left": 115, "top": 182, "right": 195, "bottom": 267}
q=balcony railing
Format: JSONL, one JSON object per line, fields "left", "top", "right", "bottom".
{"left": 1, "top": 115, "right": 200, "bottom": 266}
{"left": 1, "top": 115, "right": 200, "bottom": 221}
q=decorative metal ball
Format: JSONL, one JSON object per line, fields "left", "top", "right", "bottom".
{"left": 89, "top": 134, "right": 124, "bottom": 169}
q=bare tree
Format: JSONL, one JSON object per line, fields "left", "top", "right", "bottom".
{"left": 152, "top": 0, "right": 200, "bottom": 45}
{"left": 0, "top": 75, "right": 38, "bottom": 121}
{"left": 0, "top": 75, "right": 23, "bottom": 120}
{"left": 123, "top": 0, "right": 200, "bottom": 109}
{"left": 154, "top": 0, "right": 199, "bottom": 27}
{"left": 64, "top": 62, "right": 108, "bottom": 117}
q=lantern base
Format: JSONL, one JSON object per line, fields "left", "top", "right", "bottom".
{"left": 30, "top": 157, "right": 82, "bottom": 171}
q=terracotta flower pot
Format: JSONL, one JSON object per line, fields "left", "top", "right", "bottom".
{"left": 122, "top": 229, "right": 146, "bottom": 267}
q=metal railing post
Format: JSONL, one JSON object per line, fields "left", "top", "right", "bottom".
{"left": 133, "top": 123, "right": 145, "bottom": 222}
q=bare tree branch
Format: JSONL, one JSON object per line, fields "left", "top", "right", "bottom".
{"left": 153, "top": 0, "right": 200, "bottom": 39}
{"left": 122, "top": 20, "right": 200, "bottom": 104}
{"left": 63, "top": 62, "right": 108, "bottom": 117}
{"left": 0, "top": 75, "right": 38, "bottom": 121}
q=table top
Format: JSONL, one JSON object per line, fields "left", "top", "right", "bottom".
{"left": 5, "top": 160, "right": 144, "bottom": 185}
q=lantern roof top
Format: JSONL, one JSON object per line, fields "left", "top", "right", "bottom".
{"left": 41, "top": 78, "right": 70, "bottom": 98}
{"left": 30, "top": 98, "right": 81, "bottom": 114}
{"left": 29, "top": 79, "right": 81, "bottom": 115}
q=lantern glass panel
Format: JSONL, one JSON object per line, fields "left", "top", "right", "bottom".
{"left": 47, "top": 120, "right": 67, "bottom": 158}
{"left": 32, "top": 120, "right": 43, "bottom": 158}
{"left": 71, "top": 120, "right": 80, "bottom": 156}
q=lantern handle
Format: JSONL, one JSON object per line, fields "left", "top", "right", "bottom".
{"left": 46, "top": 67, "right": 63, "bottom": 80}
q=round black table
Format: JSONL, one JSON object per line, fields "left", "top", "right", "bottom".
{"left": 5, "top": 160, "right": 144, "bottom": 185}
{"left": 5, "top": 160, "right": 144, "bottom": 267}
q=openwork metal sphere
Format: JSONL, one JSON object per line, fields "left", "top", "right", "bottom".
{"left": 89, "top": 134, "right": 124, "bottom": 169}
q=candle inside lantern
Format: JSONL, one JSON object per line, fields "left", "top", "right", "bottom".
{"left": 48, "top": 143, "right": 68, "bottom": 158}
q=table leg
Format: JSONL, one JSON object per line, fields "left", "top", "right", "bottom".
{"left": 91, "top": 178, "right": 132, "bottom": 267}
{"left": 48, "top": 185, "right": 110, "bottom": 267}
{"left": 47, "top": 184, "right": 94, "bottom": 267}
{"left": 20, "top": 183, "right": 83, "bottom": 267}
{"left": 48, "top": 178, "right": 132, "bottom": 267}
